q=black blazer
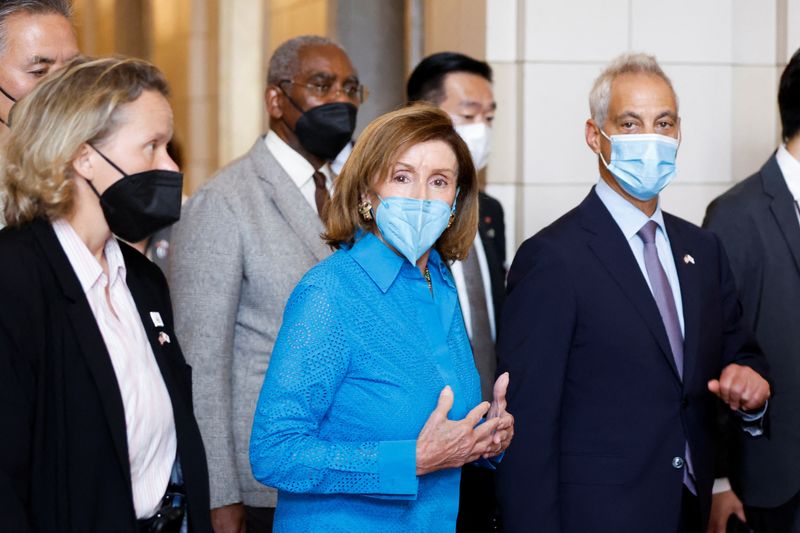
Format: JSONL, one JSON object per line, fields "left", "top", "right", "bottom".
{"left": 704, "top": 154, "right": 800, "bottom": 508}
{"left": 0, "top": 219, "right": 212, "bottom": 532}
{"left": 496, "top": 189, "right": 768, "bottom": 533}
{"left": 479, "top": 191, "right": 506, "bottom": 267}
{"left": 478, "top": 191, "right": 507, "bottom": 332}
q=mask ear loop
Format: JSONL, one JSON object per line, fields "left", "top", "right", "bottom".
{"left": 81, "top": 144, "right": 128, "bottom": 199}
{"left": 597, "top": 128, "right": 613, "bottom": 170}
{"left": 88, "top": 143, "right": 128, "bottom": 177}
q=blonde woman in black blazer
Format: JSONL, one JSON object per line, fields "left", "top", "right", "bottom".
{"left": 0, "top": 57, "right": 211, "bottom": 533}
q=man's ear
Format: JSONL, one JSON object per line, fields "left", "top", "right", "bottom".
{"left": 266, "top": 85, "right": 284, "bottom": 120}
{"left": 72, "top": 143, "right": 94, "bottom": 181}
{"left": 585, "top": 119, "right": 602, "bottom": 154}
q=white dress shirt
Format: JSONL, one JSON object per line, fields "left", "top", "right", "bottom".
{"left": 776, "top": 144, "right": 800, "bottom": 224}
{"left": 265, "top": 130, "right": 334, "bottom": 213}
{"left": 52, "top": 219, "right": 177, "bottom": 519}
{"left": 450, "top": 233, "right": 497, "bottom": 341}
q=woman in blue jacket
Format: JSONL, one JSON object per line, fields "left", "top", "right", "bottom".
{"left": 249, "top": 105, "right": 514, "bottom": 532}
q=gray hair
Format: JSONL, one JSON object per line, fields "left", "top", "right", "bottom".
{"left": 589, "top": 52, "right": 678, "bottom": 128}
{"left": 0, "top": 0, "right": 72, "bottom": 55}
{"left": 266, "top": 35, "right": 346, "bottom": 86}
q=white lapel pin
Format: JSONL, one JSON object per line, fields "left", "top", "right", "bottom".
{"left": 158, "top": 331, "right": 171, "bottom": 346}
{"left": 683, "top": 254, "right": 695, "bottom": 265}
{"left": 150, "top": 311, "right": 164, "bottom": 328}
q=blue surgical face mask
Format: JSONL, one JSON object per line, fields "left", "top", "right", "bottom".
{"left": 599, "top": 130, "right": 679, "bottom": 200}
{"left": 374, "top": 191, "right": 458, "bottom": 265}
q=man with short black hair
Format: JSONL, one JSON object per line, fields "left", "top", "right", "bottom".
{"left": 170, "top": 35, "right": 363, "bottom": 533}
{"left": 704, "top": 48, "right": 800, "bottom": 533}
{"left": 407, "top": 51, "right": 505, "bottom": 533}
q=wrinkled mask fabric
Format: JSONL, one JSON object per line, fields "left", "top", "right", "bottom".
{"left": 374, "top": 194, "right": 456, "bottom": 264}
{"left": 599, "top": 130, "right": 679, "bottom": 200}
{"left": 454, "top": 122, "right": 491, "bottom": 171}
{"left": 280, "top": 88, "right": 357, "bottom": 161}
{"left": 86, "top": 145, "right": 183, "bottom": 242}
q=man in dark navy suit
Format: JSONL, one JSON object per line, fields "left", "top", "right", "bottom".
{"left": 496, "top": 53, "right": 771, "bottom": 533}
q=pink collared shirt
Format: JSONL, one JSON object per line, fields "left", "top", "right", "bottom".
{"left": 52, "top": 219, "right": 177, "bottom": 519}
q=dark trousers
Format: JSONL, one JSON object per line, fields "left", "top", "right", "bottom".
{"left": 745, "top": 488, "right": 800, "bottom": 533}
{"left": 244, "top": 505, "right": 275, "bottom": 532}
{"left": 457, "top": 463, "right": 501, "bottom": 532}
{"left": 678, "top": 487, "right": 703, "bottom": 533}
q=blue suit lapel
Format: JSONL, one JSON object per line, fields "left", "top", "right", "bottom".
{"left": 579, "top": 190, "right": 682, "bottom": 383}
{"left": 664, "top": 215, "right": 698, "bottom": 387}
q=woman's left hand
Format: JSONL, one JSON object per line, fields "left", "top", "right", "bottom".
{"left": 484, "top": 372, "right": 514, "bottom": 458}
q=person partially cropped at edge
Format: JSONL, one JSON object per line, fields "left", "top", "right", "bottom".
{"left": 249, "top": 105, "right": 514, "bottom": 532}
{"left": 704, "top": 47, "right": 800, "bottom": 533}
{"left": 496, "top": 53, "right": 770, "bottom": 533}
{"left": 0, "top": 56, "right": 211, "bottom": 532}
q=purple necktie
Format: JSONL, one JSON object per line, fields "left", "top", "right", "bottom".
{"left": 637, "top": 220, "right": 695, "bottom": 493}
{"left": 637, "top": 221, "right": 684, "bottom": 377}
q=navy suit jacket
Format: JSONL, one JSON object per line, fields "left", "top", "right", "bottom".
{"left": 496, "top": 189, "right": 768, "bottom": 533}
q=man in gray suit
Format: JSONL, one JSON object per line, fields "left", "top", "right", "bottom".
{"left": 704, "top": 48, "right": 800, "bottom": 533}
{"left": 169, "top": 35, "right": 363, "bottom": 533}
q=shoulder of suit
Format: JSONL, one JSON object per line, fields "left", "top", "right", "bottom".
{"left": 662, "top": 211, "right": 721, "bottom": 251}
{"left": 119, "top": 240, "right": 167, "bottom": 281}
{"left": 711, "top": 171, "right": 765, "bottom": 211}
{"left": 189, "top": 137, "right": 284, "bottom": 198}
{"left": 0, "top": 224, "right": 40, "bottom": 284}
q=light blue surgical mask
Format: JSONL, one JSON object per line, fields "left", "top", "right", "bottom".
{"left": 374, "top": 191, "right": 458, "bottom": 265}
{"left": 599, "top": 130, "right": 679, "bottom": 201}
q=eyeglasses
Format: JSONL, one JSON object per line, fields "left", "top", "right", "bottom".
{"left": 279, "top": 79, "right": 368, "bottom": 103}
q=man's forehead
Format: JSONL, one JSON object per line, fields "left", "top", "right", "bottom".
{"left": 609, "top": 72, "right": 677, "bottom": 111}
{"left": 3, "top": 11, "right": 77, "bottom": 61}
{"left": 296, "top": 44, "right": 355, "bottom": 77}
{"left": 443, "top": 72, "right": 494, "bottom": 101}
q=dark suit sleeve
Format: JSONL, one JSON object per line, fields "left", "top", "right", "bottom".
{"left": 0, "top": 248, "right": 38, "bottom": 532}
{"left": 496, "top": 237, "right": 577, "bottom": 533}
{"left": 714, "top": 230, "right": 769, "bottom": 380}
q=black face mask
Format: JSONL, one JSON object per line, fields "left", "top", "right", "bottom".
{"left": 0, "top": 85, "right": 16, "bottom": 127}
{"left": 86, "top": 144, "right": 183, "bottom": 242}
{"left": 280, "top": 89, "right": 357, "bottom": 161}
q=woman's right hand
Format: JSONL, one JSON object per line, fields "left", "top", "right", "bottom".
{"left": 415, "top": 386, "right": 501, "bottom": 476}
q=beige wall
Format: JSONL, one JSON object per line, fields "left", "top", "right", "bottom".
{"left": 268, "top": 0, "right": 330, "bottom": 56}
{"left": 423, "top": 0, "right": 486, "bottom": 59}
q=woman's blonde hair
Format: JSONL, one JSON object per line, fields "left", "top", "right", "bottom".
{"left": 324, "top": 104, "right": 478, "bottom": 262}
{"left": 2, "top": 55, "right": 169, "bottom": 227}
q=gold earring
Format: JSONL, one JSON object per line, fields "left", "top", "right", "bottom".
{"left": 358, "top": 200, "right": 373, "bottom": 221}
{"left": 447, "top": 213, "right": 455, "bottom": 228}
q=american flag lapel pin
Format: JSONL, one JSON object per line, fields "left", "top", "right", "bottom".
{"left": 683, "top": 254, "right": 695, "bottom": 265}
{"left": 158, "top": 331, "right": 171, "bottom": 345}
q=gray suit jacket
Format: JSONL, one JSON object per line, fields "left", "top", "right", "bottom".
{"left": 169, "top": 137, "right": 330, "bottom": 508}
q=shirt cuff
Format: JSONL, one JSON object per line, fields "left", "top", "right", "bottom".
{"left": 737, "top": 400, "right": 768, "bottom": 437}
{"left": 377, "top": 440, "right": 419, "bottom": 497}
{"left": 737, "top": 400, "right": 768, "bottom": 422}
{"left": 712, "top": 477, "right": 732, "bottom": 494}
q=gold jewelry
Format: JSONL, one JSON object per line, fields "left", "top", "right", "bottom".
{"left": 447, "top": 213, "right": 455, "bottom": 228}
{"left": 358, "top": 200, "right": 373, "bottom": 221}
{"left": 423, "top": 267, "right": 432, "bottom": 291}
